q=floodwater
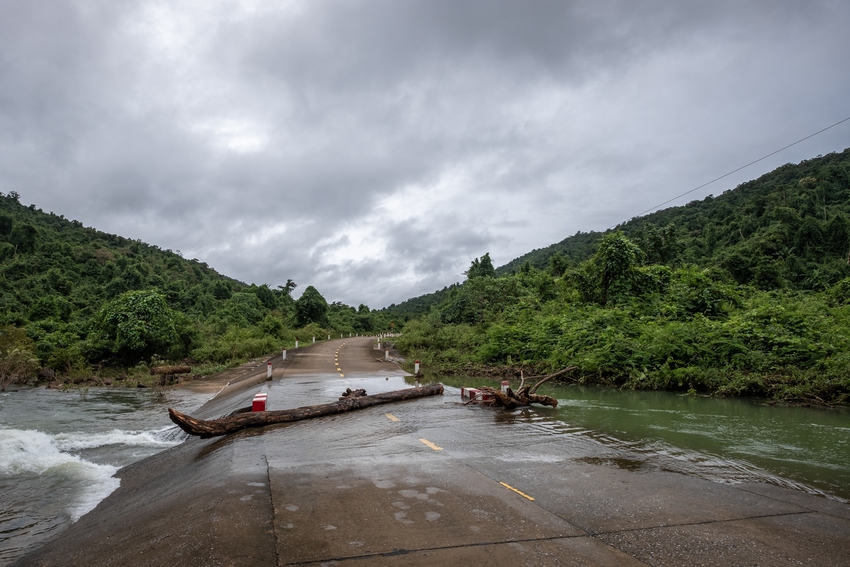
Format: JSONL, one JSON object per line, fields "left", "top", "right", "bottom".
{"left": 0, "top": 387, "right": 208, "bottom": 566}
{"left": 436, "top": 375, "right": 850, "bottom": 502}
{"left": 2, "top": 377, "right": 848, "bottom": 565}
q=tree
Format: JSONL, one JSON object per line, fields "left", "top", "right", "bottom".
{"left": 636, "top": 223, "right": 678, "bottom": 264}
{"left": 0, "top": 214, "right": 13, "bottom": 237}
{"left": 252, "top": 284, "right": 277, "bottom": 310}
{"left": 93, "top": 290, "right": 181, "bottom": 363}
{"left": 211, "top": 280, "right": 232, "bottom": 300}
{"left": 278, "top": 279, "right": 297, "bottom": 296}
{"left": 295, "top": 286, "right": 329, "bottom": 326}
{"left": 572, "top": 232, "right": 646, "bottom": 304}
{"left": 9, "top": 223, "right": 38, "bottom": 254}
{"left": 0, "top": 326, "right": 39, "bottom": 391}
{"left": 465, "top": 252, "right": 496, "bottom": 279}
{"left": 549, "top": 252, "right": 569, "bottom": 277}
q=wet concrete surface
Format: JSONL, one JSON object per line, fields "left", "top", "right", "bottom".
{"left": 13, "top": 337, "right": 850, "bottom": 566}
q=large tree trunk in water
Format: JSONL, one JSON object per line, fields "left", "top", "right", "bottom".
{"left": 169, "top": 383, "right": 444, "bottom": 438}
{"left": 472, "top": 366, "right": 577, "bottom": 408}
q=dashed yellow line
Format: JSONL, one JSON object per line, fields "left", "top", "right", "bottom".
{"left": 335, "top": 348, "right": 344, "bottom": 376}
{"left": 419, "top": 438, "right": 443, "bottom": 451}
{"left": 385, "top": 413, "right": 399, "bottom": 422}
{"left": 499, "top": 482, "right": 535, "bottom": 501}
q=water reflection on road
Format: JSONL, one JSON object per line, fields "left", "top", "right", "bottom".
{"left": 433, "top": 375, "right": 850, "bottom": 501}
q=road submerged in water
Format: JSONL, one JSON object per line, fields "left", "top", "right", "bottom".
{"left": 13, "top": 337, "right": 850, "bottom": 566}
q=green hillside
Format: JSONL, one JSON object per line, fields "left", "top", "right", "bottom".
{"left": 0, "top": 193, "right": 390, "bottom": 389}
{"left": 391, "top": 149, "right": 850, "bottom": 404}
{"left": 498, "top": 149, "right": 850, "bottom": 287}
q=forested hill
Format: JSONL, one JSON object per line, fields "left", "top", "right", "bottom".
{"left": 497, "top": 148, "right": 850, "bottom": 287}
{"left": 388, "top": 148, "right": 850, "bottom": 403}
{"left": 0, "top": 191, "right": 246, "bottom": 316}
{"left": 387, "top": 148, "right": 850, "bottom": 319}
{"left": 0, "top": 192, "right": 389, "bottom": 388}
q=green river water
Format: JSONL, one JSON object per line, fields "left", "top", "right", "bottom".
{"left": 435, "top": 376, "right": 850, "bottom": 501}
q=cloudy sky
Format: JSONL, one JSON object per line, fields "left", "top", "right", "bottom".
{"left": 2, "top": 1, "right": 849, "bottom": 307}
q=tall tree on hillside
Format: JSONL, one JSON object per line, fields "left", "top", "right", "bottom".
{"left": 9, "top": 223, "right": 38, "bottom": 254}
{"left": 636, "top": 223, "right": 678, "bottom": 264}
{"left": 279, "top": 279, "right": 297, "bottom": 296}
{"left": 295, "top": 286, "right": 329, "bottom": 326}
{"left": 572, "top": 232, "right": 646, "bottom": 305}
{"left": 252, "top": 284, "right": 277, "bottom": 310}
{"left": 465, "top": 253, "right": 496, "bottom": 279}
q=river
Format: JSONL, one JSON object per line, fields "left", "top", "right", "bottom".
{"left": 0, "top": 387, "right": 209, "bottom": 566}
{"left": 1, "top": 380, "right": 848, "bottom": 565}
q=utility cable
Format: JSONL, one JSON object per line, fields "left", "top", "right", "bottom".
{"left": 632, "top": 115, "right": 850, "bottom": 220}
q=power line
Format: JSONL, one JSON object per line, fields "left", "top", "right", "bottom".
{"left": 631, "top": 114, "right": 850, "bottom": 220}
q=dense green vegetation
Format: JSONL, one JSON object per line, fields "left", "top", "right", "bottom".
{"left": 0, "top": 192, "right": 392, "bottom": 389}
{"left": 391, "top": 149, "right": 850, "bottom": 404}
{"left": 5, "top": 148, "right": 850, "bottom": 403}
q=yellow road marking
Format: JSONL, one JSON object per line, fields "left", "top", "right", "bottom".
{"left": 385, "top": 413, "right": 399, "bottom": 422}
{"left": 419, "top": 438, "right": 443, "bottom": 451}
{"left": 499, "top": 482, "right": 535, "bottom": 501}
{"left": 339, "top": 373, "right": 345, "bottom": 377}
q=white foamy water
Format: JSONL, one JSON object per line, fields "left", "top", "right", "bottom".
{"left": 52, "top": 427, "right": 180, "bottom": 452}
{"left": 1, "top": 428, "right": 122, "bottom": 519}
{"left": 0, "top": 387, "right": 207, "bottom": 566}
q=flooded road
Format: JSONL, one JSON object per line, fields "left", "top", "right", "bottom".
{"left": 13, "top": 337, "right": 850, "bottom": 567}
{"left": 437, "top": 376, "right": 850, "bottom": 501}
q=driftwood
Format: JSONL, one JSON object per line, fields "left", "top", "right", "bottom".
{"left": 168, "top": 383, "right": 444, "bottom": 438}
{"left": 150, "top": 365, "right": 192, "bottom": 375}
{"left": 474, "top": 366, "right": 577, "bottom": 409}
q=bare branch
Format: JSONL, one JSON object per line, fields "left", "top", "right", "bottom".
{"left": 529, "top": 366, "right": 577, "bottom": 394}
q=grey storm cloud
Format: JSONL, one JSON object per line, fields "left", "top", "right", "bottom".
{"left": 1, "top": 0, "right": 849, "bottom": 307}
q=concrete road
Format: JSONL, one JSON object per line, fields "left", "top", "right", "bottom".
{"left": 14, "top": 337, "right": 850, "bottom": 566}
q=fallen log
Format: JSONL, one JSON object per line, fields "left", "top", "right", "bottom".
{"left": 150, "top": 365, "right": 192, "bottom": 375}
{"left": 474, "top": 366, "right": 577, "bottom": 409}
{"left": 168, "top": 383, "right": 444, "bottom": 438}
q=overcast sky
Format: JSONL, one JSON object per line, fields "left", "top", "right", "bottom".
{"left": 2, "top": 1, "right": 849, "bottom": 307}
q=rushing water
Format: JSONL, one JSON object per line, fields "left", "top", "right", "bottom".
{"left": 0, "top": 387, "right": 208, "bottom": 566}
{"left": 2, "top": 381, "right": 849, "bottom": 565}
{"left": 437, "top": 376, "right": 850, "bottom": 502}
